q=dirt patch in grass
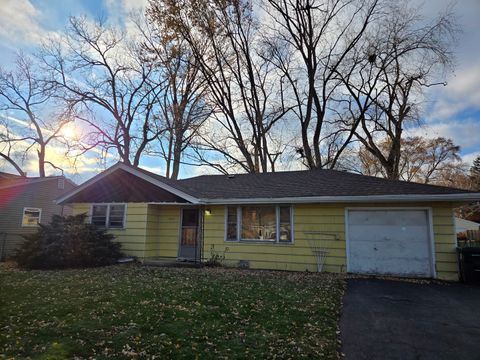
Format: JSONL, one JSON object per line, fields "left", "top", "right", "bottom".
{"left": 0, "top": 264, "right": 345, "bottom": 359}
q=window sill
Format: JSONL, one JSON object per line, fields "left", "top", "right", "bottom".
{"left": 225, "top": 239, "right": 294, "bottom": 245}
{"left": 91, "top": 225, "right": 126, "bottom": 231}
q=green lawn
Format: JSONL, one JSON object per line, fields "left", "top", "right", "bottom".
{"left": 0, "top": 264, "right": 345, "bottom": 359}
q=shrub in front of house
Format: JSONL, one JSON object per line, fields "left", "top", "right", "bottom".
{"left": 15, "top": 214, "right": 123, "bottom": 269}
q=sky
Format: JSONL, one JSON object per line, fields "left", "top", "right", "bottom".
{"left": 0, "top": 0, "right": 479, "bottom": 182}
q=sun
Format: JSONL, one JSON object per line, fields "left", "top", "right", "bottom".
{"left": 59, "top": 123, "right": 78, "bottom": 140}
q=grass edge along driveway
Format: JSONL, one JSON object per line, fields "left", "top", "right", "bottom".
{"left": 0, "top": 264, "right": 345, "bottom": 359}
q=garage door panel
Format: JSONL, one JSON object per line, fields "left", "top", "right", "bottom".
{"left": 375, "top": 258, "right": 431, "bottom": 276}
{"left": 347, "top": 209, "right": 433, "bottom": 277}
{"left": 349, "top": 226, "right": 428, "bottom": 245}
{"left": 349, "top": 210, "right": 428, "bottom": 226}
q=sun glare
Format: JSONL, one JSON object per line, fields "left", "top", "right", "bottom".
{"left": 60, "top": 123, "right": 78, "bottom": 140}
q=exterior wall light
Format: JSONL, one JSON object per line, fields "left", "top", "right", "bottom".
{"left": 205, "top": 209, "right": 212, "bottom": 216}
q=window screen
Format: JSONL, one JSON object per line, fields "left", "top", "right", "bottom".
{"left": 92, "top": 205, "right": 108, "bottom": 227}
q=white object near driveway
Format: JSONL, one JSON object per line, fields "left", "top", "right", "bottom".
{"left": 346, "top": 209, "right": 434, "bottom": 277}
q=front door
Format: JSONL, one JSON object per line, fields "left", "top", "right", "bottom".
{"left": 178, "top": 209, "right": 200, "bottom": 260}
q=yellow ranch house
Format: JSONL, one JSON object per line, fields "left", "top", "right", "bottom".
{"left": 57, "top": 163, "right": 480, "bottom": 281}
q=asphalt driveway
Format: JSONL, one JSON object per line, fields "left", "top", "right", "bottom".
{"left": 341, "top": 278, "right": 480, "bottom": 360}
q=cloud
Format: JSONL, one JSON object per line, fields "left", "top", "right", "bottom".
{"left": 103, "top": 0, "right": 147, "bottom": 30}
{"left": 411, "top": 0, "right": 480, "bottom": 163}
{"left": 428, "top": 63, "right": 480, "bottom": 120}
{"left": 408, "top": 117, "right": 480, "bottom": 153}
{"left": 0, "top": 0, "right": 49, "bottom": 47}
{"left": 462, "top": 151, "right": 480, "bottom": 166}
{"left": 138, "top": 164, "right": 163, "bottom": 175}
{"left": 391, "top": 121, "right": 479, "bottom": 167}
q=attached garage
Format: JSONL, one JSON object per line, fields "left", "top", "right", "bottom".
{"left": 346, "top": 208, "right": 435, "bottom": 277}
{"left": 59, "top": 162, "right": 480, "bottom": 281}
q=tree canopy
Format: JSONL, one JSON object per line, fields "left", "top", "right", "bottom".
{"left": 0, "top": 0, "right": 470, "bottom": 184}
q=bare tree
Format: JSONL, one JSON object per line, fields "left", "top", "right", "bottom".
{"left": 262, "top": 0, "right": 380, "bottom": 169}
{"left": 40, "top": 17, "right": 165, "bottom": 167}
{"left": 149, "top": 0, "right": 291, "bottom": 173}
{"left": 139, "top": 12, "right": 211, "bottom": 179}
{"left": 0, "top": 53, "right": 71, "bottom": 177}
{"left": 335, "top": 1, "right": 457, "bottom": 179}
{"left": 0, "top": 116, "right": 26, "bottom": 175}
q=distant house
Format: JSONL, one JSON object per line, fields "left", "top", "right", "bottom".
{"left": 0, "top": 172, "right": 76, "bottom": 260}
{"left": 57, "top": 162, "right": 480, "bottom": 281}
{"left": 455, "top": 217, "right": 480, "bottom": 234}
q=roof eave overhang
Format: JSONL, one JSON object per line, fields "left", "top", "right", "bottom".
{"left": 201, "top": 193, "right": 480, "bottom": 205}
{"left": 0, "top": 177, "right": 56, "bottom": 191}
{"left": 56, "top": 163, "right": 200, "bottom": 205}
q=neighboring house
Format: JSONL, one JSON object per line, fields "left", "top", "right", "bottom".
{"left": 0, "top": 172, "right": 76, "bottom": 260}
{"left": 455, "top": 217, "right": 480, "bottom": 234}
{"left": 57, "top": 162, "right": 480, "bottom": 281}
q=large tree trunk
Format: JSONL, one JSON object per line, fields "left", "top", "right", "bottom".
{"left": 37, "top": 145, "right": 46, "bottom": 177}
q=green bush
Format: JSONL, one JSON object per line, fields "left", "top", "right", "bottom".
{"left": 15, "top": 214, "right": 123, "bottom": 269}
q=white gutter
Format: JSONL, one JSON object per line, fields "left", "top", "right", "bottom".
{"left": 199, "top": 193, "right": 480, "bottom": 204}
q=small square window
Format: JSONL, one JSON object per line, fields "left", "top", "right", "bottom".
{"left": 22, "top": 208, "right": 41, "bottom": 227}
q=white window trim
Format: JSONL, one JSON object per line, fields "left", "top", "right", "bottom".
{"left": 224, "top": 205, "right": 294, "bottom": 244}
{"left": 21, "top": 207, "right": 42, "bottom": 227}
{"left": 90, "top": 203, "right": 127, "bottom": 229}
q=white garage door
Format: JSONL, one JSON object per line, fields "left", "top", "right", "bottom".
{"left": 347, "top": 209, "right": 433, "bottom": 277}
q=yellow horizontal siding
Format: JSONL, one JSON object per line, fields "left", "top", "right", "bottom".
{"left": 203, "top": 203, "right": 458, "bottom": 280}
{"left": 204, "top": 205, "right": 346, "bottom": 273}
{"left": 431, "top": 206, "right": 457, "bottom": 280}
{"left": 144, "top": 205, "right": 161, "bottom": 257}
{"left": 73, "top": 201, "right": 458, "bottom": 281}
{"left": 71, "top": 203, "right": 148, "bottom": 258}
{"left": 157, "top": 207, "right": 180, "bottom": 258}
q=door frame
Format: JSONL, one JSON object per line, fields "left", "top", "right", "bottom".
{"left": 344, "top": 207, "right": 436, "bottom": 278}
{"left": 177, "top": 207, "right": 202, "bottom": 262}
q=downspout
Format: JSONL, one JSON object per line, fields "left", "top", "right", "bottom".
{"left": 199, "top": 205, "right": 205, "bottom": 265}
{"left": 143, "top": 204, "right": 148, "bottom": 262}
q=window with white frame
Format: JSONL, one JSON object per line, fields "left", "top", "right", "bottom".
{"left": 91, "top": 204, "right": 126, "bottom": 228}
{"left": 22, "top": 207, "right": 42, "bottom": 227}
{"left": 226, "top": 206, "right": 238, "bottom": 241}
{"left": 226, "top": 205, "right": 293, "bottom": 243}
